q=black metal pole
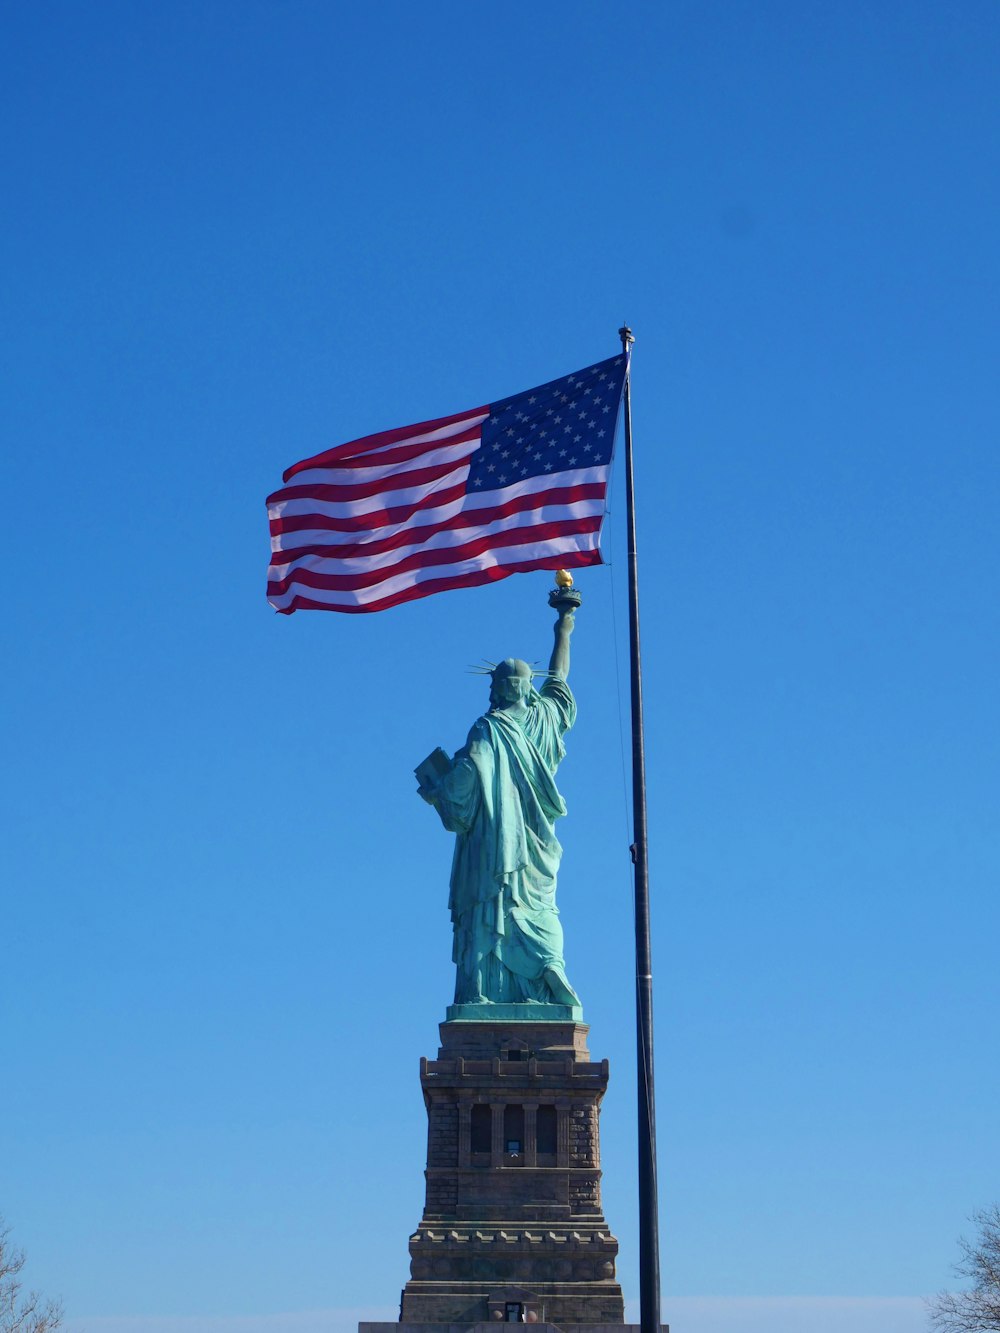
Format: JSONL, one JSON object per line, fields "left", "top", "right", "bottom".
{"left": 619, "top": 324, "right": 661, "bottom": 1333}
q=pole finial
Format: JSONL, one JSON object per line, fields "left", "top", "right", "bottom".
{"left": 618, "top": 324, "right": 635, "bottom": 350}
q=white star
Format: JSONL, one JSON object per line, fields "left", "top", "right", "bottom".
{"left": 554, "top": 415, "right": 562, "bottom": 424}
{"left": 545, "top": 461, "right": 554, "bottom": 470}
{"left": 516, "top": 435, "right": 525, "bottom": 444}
{"left": 569, "top": 456, "right": 578, "bottom": 464}
{"left": 568, "top": 376, "right": 576, "bottom": 383}
{"left": 574, "top": 434, "right": 581, "bottom": 443}
{"left": 578, "top": 411, "right": 587, "bottom": 420}
{"left": 560, "top": 394, "right": 569, "bottom": 403}
{"left": 587, "top": 418, "right": 596, "bottom": 428}
{"left": 534, "top": 451, "right": 542, "bottom": 460}
{"left": 564, "top": 424, "right": 572, "bottom": 433}
{"left": 598, "top": 429, "right": 606, "bottom": 437}
{"left": 559, "top": 448, "right": 568, "bottom": 457}
{"left": 473, "top": 478, "right": 483, "bottom": 486}
{"left": 501, "top": 449, "right": 510, "bottom": 459}
{"left": 602, "top": 405, "right": 611, "bottom": 413}
{"left": 584, "top": 386, "right": 593, "bottom": 396}
{"left": 487, "top": 462, "right": 496, "bottom": 471}
{"left": 539, "top": 429, "right": 548, "bottom": 438}
{"left": 521, "top": 466, "right": 528, "bottom": 475}
{"left": 546, "top": 408, "right": 554, "bottom": 416}
{"left": 614, "top": 357, "right": 623, "bottom": 364}
{"left": 528, "top": 395, "right": 537, "bottom": 404}
{"left": 516, "top": 412, "right": 526, "bottom": 421}
{"left": 583, "top": 443, "right": 593, "bottom": 453}
{"left": 499, "top": 474, "right": 507, "bottom": 483}
{"left": 506, "top": 427, "right": 515, "bottom": 436}
{"left": 598, "top": 373, "right": 607, "bottom": 381}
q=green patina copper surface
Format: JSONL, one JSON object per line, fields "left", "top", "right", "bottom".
{"left": 445, "top": 1001, "right": 583, "bottom": 1023}
{"left": 417, "top": 584, "right": 584, "bottom": 1020}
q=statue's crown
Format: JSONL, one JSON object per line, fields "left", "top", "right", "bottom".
{"left": 493, "top": 657, "right": 532, "bottom": 681}
{"left": 468, "top": 658, "right": 540, "bottom": 678}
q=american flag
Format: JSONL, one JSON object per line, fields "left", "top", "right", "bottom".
{"left": 266, "top": 353, "right": 627, "bottom": 614}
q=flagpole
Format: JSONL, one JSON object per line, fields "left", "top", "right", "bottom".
{"left": 619, "top": 324, "right": 662, "bottom": 1333}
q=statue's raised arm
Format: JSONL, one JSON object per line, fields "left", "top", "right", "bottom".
{"left": 546, "top": 568, "right": 579, "bottom": 681}
{"left": 415, "top": 573, "right": 584, "bottom": 1017}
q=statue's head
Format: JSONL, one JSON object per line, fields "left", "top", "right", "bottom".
{"left": 489, "top": 657, "right": 533, "bottom": 708}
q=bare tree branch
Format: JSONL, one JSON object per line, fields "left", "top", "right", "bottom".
{"left": 929, "top": 1206, "right": 1000, "bottom": 1333}
{"left": 0, "top": 1219, "right": 63, "bottom": 1333}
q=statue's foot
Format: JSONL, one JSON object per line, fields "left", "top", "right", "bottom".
{"left": 543, "top": 966, "right": 580, "bottom": 1007}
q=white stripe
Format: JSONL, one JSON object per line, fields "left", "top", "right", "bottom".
{"left": 351, "top": 410, "right": 488, "bottom": 456}
{"left": 462, "top": 463, "right": 609, "bottom": 507}
{"left": 269, "top": 496, "right": 606, "bottom": 572}
{"left": 268, "top": 463, "right": 472, "bottom": 523}
{"left": 284, "top": 436, "right": 481, "bottom": 489}
{"left": 267, "top": 462, "right": 609, "bottom": 526}
{"left": 271, "top": 491, "right": 471, "bottom": 549}
{"left": 288, "top": 411, "right": 489, "bottom": 475}
{"left": 266, "top": 531, "right": 601, "bottom": 611}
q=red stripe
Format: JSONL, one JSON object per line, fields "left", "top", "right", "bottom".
{"left": 282, "top": 429, "right": 483, "bottom": 477}
{"left": 267, "top": 454, "right": 474, "bottom": 508}
{"left": 272, "top": 549, "right": 603, "bottom": 614}
{"left": 267, "top": 480, "right": 469, "bottom": 536}
{"left": 282, "top": 407, "right": 489, "bottom": 481}
{"left": 269, "top": 481, "right": 608, "bottom": 556}
{"left": 267, "top": 517, "right": 602, "bottom": 596}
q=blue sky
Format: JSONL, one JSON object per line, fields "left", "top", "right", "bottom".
{"left": 2, "top": 4, "right": 998, "bottom": 1333}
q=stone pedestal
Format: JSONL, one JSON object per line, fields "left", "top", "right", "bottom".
{"left": 397, "top": 1017, "right": 625, "bottom": 1328}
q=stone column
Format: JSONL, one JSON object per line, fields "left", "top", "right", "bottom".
{"left": 523, "top": 1102, "right": 538, "bottom": 1167}
{"left": 556, "top": 1099, "right": 571, "bottom": 1168}
{"left": 490, "top": 1101, "right": 505, "bottom": 1168}
{"left": 457, "top": 1098, "right": 472, "bottom": 1168}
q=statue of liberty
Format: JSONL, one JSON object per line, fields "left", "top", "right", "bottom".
{"left": 416, "top": 576, "right": 583, "bottom": 1010}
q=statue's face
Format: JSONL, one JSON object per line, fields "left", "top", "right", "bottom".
{"left": 490, "top": 658, "right": 532, "bottom": 707}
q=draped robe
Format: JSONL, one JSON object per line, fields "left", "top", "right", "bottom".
{"left": 428, "top": 677, "right": 577, "bottom": 1004}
